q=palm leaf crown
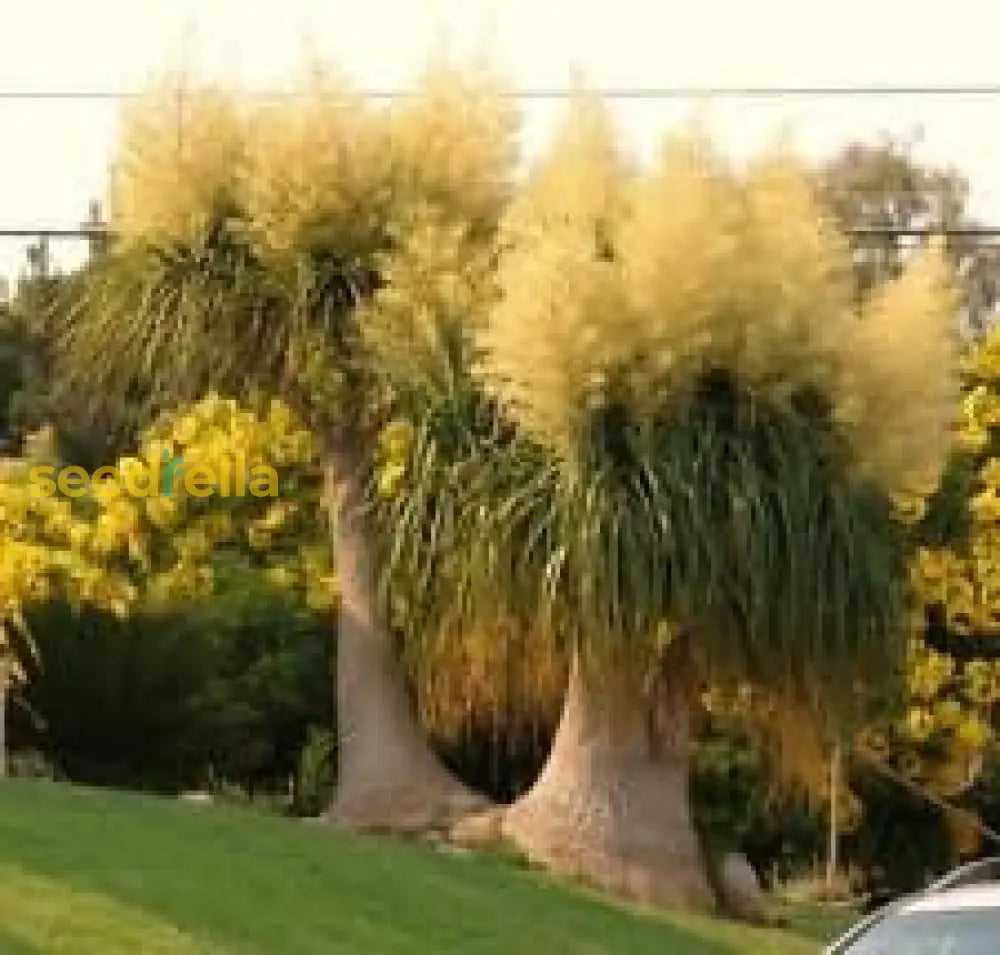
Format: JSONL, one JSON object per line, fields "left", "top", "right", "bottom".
{"left": 58, "top": 73, "right": 960, "bottom": 752}
{"left": 58, "top": 67, "right": 517, "bottom": 436}
{"left": 385, "top": 96, "right": 960, "bottom": 749}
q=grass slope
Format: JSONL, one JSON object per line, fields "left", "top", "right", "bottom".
{"left": 0, "top": 780, "right": 823, "bottom": 954}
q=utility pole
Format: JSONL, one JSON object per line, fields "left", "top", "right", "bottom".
{"left": 81, "top": 199, "right": 106, "bottom": 258}
{"left": 25, "top": 236, "right": 49, "bottom": 280}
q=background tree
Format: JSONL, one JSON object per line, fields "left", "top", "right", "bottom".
{"left": 819, "top": 137, "right": 1000, "bottom": 335}
{"left": 0, "top": 268, "right": 145, "bottom": 470}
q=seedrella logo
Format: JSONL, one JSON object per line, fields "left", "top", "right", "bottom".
{"left": 29, "top": 449, "right": 280, "bottom": 499}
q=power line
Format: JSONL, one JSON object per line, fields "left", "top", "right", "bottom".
{"left": 0, "top": 230, "right": 106, "bottom": 239}
{"left": 7, "top": 227, "right": 1000, "bottom": 241}
{"left": 4, "top": 85, "right": 1000, "bottom": 102}
{"left": 852, "top": 228, "right": 1000, "bottom": 238}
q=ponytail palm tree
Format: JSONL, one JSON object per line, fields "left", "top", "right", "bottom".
{"left": 381, "top": 102, "right": 962, "bottom": 907}
{"left": 56, "top": 68, "right": 517, "bottom": 831}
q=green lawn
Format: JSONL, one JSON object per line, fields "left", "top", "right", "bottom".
{"left": 0, "top": 779, "right": 829, "bottom": 954}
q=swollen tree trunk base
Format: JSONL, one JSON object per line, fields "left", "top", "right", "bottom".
{"left": 329, "top": 786, "right": 479, "bottom": 829}
{"left": 329, "top": 780, "right": 489, "bottom": 835}
{"left": 495, "top": 648, "right": 714, "bottom": 911}
{"left": 501, "top": 767, "right": 712, "bottom": 910}
{"left": 325, "top": 601, "right": 489, "bottom": 834}
{"left": 322, "top": 446, "right": 489, "bottom": 835}
{"left": 324, "top": 578, "right": 490, "bottom": 835}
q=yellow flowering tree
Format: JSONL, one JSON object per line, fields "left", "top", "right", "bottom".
{"left": 0, "top": 393, "right": 333, "bottom": 789}
{"left": 858, "top": 326, "right": 1000, "bottom": 857}
{"left": 0, "top": 427, "right": 139, "bottom": 776}
{"left": 0, "top": 393, "right": 330, "bottom": 690}
{"left": 70, "top": 393, "right": 330, "bottom": 611}
{"left": 125, "top": 393, "right": 329, "bottom": 608}
{"left": 3, "top": 394, "right": 329, "bottom": 615}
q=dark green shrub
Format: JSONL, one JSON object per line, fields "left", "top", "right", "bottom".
{"left": 180, "top": 579, "right": 334, "bottom": 795}
{"left": 15, "top": 575, "right": 333, "bottom": 796}
{"left": 690, "top": 716, "right": 825, "bottom": 887}
{"left": 17, "top": 602, "right": 211, "bottom": 791}
{"left": 292, "top": 726, "right": 335, "bottom": 817}
{"left": 843, "top": 759, "right": 953, "bottom": 903}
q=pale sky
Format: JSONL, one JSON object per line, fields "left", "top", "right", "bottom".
{"left": 2, "top": 0, "right": 1000, "bottom": 285}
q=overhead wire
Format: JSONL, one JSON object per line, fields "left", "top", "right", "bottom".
{"left": 2, "top": 85, "right": 1000, "bottom": 101}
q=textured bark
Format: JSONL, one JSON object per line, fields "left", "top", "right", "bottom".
{"left": 501, "top": 644, "right": 713, "bottom": 910}
{"left": 323, "top": 443, "right": 487, "bottom": 832}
